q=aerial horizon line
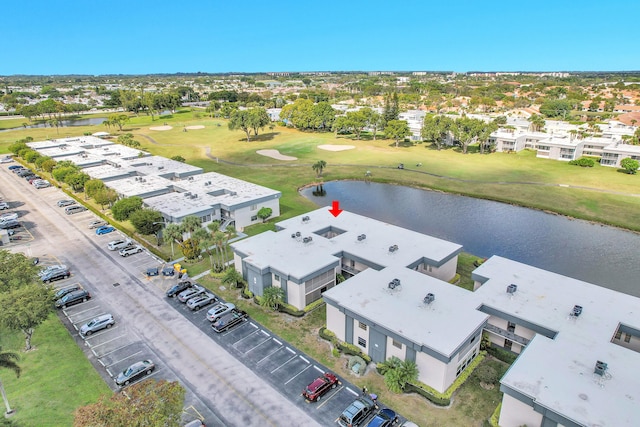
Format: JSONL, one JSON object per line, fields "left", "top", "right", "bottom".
{"left": 2, "top": 70, "right": 640, "bottom": 78}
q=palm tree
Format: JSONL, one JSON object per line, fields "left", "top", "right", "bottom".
{"left": 312, "top": 160, "right": 327, "bottom": 178}
{"left": 0, "top": 347, "right": 21, "bottom": 415}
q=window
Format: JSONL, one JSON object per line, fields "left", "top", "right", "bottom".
{"left": 504, "top": 339, "right": 513, "bottom": 350}
{"left": 274, "top": 274, "right": 280, "bottom": 282}
{"left": 624, "top": 333, "right": 631, "bottom": 343}
{"left": 358, "top": 322, "right": 367, "bottom": 331}
{"left": 358, "top": 337, "right": 367, "bottom": 348}
{"left": 507, "top": 321, "right": 516, "bottom": 333}
{"left": 470, "top": 336, "right": 476, "bottom": 344}
{"left": 392, "top": 339, "right": 402, "bottom": 349}
{"left": 614, "top": 330, "right": 622, "bottom": 340}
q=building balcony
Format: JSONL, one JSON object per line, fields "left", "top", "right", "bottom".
{"left": 484, "top": 323, "right": 531, "bottom": 346}
{"left": 341, "top": 265, "right": 363, "bottom": 275}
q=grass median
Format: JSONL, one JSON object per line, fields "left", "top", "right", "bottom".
{"left": 0, "top": 315, "right": 111, "bottom": 426}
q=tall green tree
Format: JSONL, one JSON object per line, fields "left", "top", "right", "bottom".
{"left": 84, "top": 179, "right": 106, "bottom": 199}
{"left": 620, "top": 158, "right": 639, "bottom": 174}
{"left": 129, "top": 209, "right": 164, "bottom": 235}
{"left": 421, "top": 115, "right": 453, "bottom": 150}
{"left": 74, "top": 380, "right": 185, "bottom": 427}
{"left": 249, "top": 108, "right": 270, "bottom": 137}
{"left": 312, "top": 160, "right": 327, "bottom": 178}
{"left": 384, "top": 120, "right": 410, "bottom": 147}
{"left": 362, "top": 107, "right": 383, "bottom": 140}
{"left": 108, "top": 114, "right": 129, "bottom": 131}
{"left": 0, "top": 347, "right": 20, "bottom": 416}
{"left": 0, "top": 251, "right": 40, "bottom": 293}
{"left": 378, "top": 356, "right": 419, "bottom": 393}
{"left": 228, "top": 109, "right": 253, "bottom": 142}
{"left": 452, "top": 117, "right": 483, "bottom": 154}
{"left": 111, "top": 196, "right": 143, "bottom": 221}
{"left": 0, "top": 284, "right": 54, "bottom": 351}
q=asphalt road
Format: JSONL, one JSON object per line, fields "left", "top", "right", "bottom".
{"left": 0, "top": 165, "right": 322, "bottom": 427}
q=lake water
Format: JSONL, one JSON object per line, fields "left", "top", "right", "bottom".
{"left": 301, "top": 181, "right": 640, "bottom": 297}
{"left": 0, "top": 117, "right": 107, "bottom": 132}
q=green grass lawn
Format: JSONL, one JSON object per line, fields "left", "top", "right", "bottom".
{"left": 2, "top": 112, "right": 639, "bottom": 231}
{"left": 0, "top": 316, "right": 111, "bottom": 426}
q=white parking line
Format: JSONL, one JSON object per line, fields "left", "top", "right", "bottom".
{"left": 271, "top": 354, "right": 298, "bottom": 374}
{"left": 82, "top": 326, "right": 119, "bottom": 340}
{"left": 95, "top": 343, "right": 134, "bottom": 359}
{"left": 221, "top": 321, "right": 252, "bottom": 337}
{"left": 243, "top": 336, "right": 273, "bottom": 355}
{"left": 286, "top": 347, "right": 295, "bottom": 354}
{"left": 284, "top": 364, "right": 312, "bottom": 385}
{"left": 106, "top": 368, "right": 113, "bottom": 377}
{"left": 313, "top": 365, "right": 324, "bottom": 374}
{"left": 88, "top": 334, "right": 127, "bottom": 349}
{"left": 299, "top": 356, "right": 309, "bottom": 364}
{"left": 260, "top": 330, "right": 269, "bottom": 337}
{"left": 346, "top": 387, "right": 358, "bottom": 396}
{"left": 255, "top": 345, "right": 284, "bottom": 365}
{"left": 73, "top": 312, "right": 108, "bottom": 326}
{"left": 232, "top": 329, "right": 261, "bottom": 347}
{"left": 64, "top": 305, "right": 100, "bottom": 317}
{"left": 105, "top": 350, "right": 143, "bottom": 368}
{"left": 273, "top": 338, "right": 282, "bottom": 345}
{"left": 316, "top": 385, "right": 344, "bottom": 409}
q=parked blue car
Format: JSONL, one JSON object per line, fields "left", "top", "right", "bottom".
{"left": 95, "top": 225, "right": 116, "bottom": 235}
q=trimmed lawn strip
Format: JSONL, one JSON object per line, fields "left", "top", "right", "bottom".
{"left": 0, "top": 316, "right": 111, "bottom": 425}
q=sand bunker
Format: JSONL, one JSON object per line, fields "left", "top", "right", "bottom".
{"left": 185, "top": 125, "right": 205, "bottom": 130}
{"left": 149, "top": 125, "right": 173, "bottom": 131}
{"left": 317, "top": 144, "right": 356, "bottom": 151}
{"left": 256, "top": 149, "right": 297, "bottom": 161}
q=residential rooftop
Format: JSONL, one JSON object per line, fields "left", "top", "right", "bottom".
{"left": 473, "top": 256, "right": 640, "bottom": 427}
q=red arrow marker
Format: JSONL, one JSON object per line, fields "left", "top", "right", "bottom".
{"left": 329, "top": 200, "right": 343, "bottom": 217}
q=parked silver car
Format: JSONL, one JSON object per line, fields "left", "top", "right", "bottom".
{"left": 79, "top": 314, "right": 115, "bottom": 337}
{"left": 177, "top": 285, "right": 205, "bottom": 303}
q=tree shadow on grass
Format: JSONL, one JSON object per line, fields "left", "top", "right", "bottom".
{"left": 238, "top": 132, "right": 280, "bottom": 142}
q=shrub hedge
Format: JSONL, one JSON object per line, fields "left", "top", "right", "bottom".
{"left": 405, "top": 351, "right": 487, "bottom": 406}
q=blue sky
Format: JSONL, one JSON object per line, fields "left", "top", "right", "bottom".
{"left": 3, "top": 0, "right": 639, "bottom": 75}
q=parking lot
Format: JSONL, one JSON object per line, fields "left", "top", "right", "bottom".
{"left": 2, "top": 164, "right": 401, "bottom": 426}
{"left": 164, "top": 290, "right": 396, "bottom": 426}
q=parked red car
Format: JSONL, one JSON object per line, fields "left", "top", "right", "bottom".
{"left": 302, "top": 372, "right": 340, "bottom": 402}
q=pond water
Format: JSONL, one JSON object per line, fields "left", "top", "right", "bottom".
{"left": 301, "top": 181, "right": 640, "bottom": 297}
{"left": 0, "top": 117, "right": 107, "bottom": 132}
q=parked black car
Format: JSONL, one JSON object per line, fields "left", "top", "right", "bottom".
{"left": 338, "top": 395, "right": 377, "bottom": 427}
{"left": 55, "top": 289, "right": 91, "bottom": 309}
{"left": 115, "top": 360, "right": 155, "bottom": 386}
{"left": 41, "top": 268, "right": 71, "bottom": 283}
{"left": 211, "top": 310, "right": 248, "bottom": 333}
{"left": 54, "top": 284, "right": 82, "bottom": 299}
{"left": 166, "top": 280, "right": 192, "bottom": 297}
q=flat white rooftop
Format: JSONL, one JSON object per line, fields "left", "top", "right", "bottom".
{"left": 105, "top": 174, "right": 171, "bottom": 198}
{"left": 473, "top": 256, "right": 640, "bottom": 427}
{"left": 233, "top": 208, "right": 462, "bottom": 281}
{"left": 324, "top": 266, "right": 487, "bottom": 358}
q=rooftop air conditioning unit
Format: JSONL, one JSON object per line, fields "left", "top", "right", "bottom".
{"left": 184, "top": 192, "right": 191, "bottom": 197}
{"left": 388, "top": 278, "right": 401, "bottom": 289}
{"left": 389, "top": 244, "right": 398, "bottom": 253}
{"left": 594, "top": 360, "right": 607, "bottom": 376}
{"left": 303, "top": 236, "right": 313, "bottom": 244}
{"left": 158, "top": 166, "right": 164, "bottom": 170}
{"left": 506, "top": 284, "right": 517, "bottom": 294}
{"left": 423, "top": 293, "right": 435, "bottom": 305}
{"left": 572, "top": 305, "right": 583, "bottom": 317}
{"left": 357, "top": 234, "right": 366, "bottom": 241}
{"left": 295, "top": 231, "right": 301, "bottom": 237}
{"left": 291, "top": 233, "right": 296, "bottom": 239}
{"left": 302, "top": 216, "right": 310, "bottom": 222}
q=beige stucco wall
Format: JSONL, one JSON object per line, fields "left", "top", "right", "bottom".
{"left": 353, "top": 318, "right": 370, "bottom": 353}
{"left": 326, "top": 304, "right": 346, "bottom": 342}
{"left": 499, "top": 393, "right": 542, "bottom": 427}
{"left": 415, "top": 351, "right": 448, "bottom": 393}
{"left": 386, "top": 336, "right": 406, "bottom": 360}
{"left": 287, "top": 281, "right": 305, "bottom": 310}
{"left": 415, "top": 255, "right": 458, "bottom": 282}
{"left": 233, "top": 253, "right": 243, "bottom": 272}
{"left": 233, "top": 198, "right": 281, "bottom": 229}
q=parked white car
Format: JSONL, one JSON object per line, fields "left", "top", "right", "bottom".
{"left": 119, "top": 245, "right": 143, "bottom": 257}
{"left": 107, "top": 239, "right": 132, "bottom": 251}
